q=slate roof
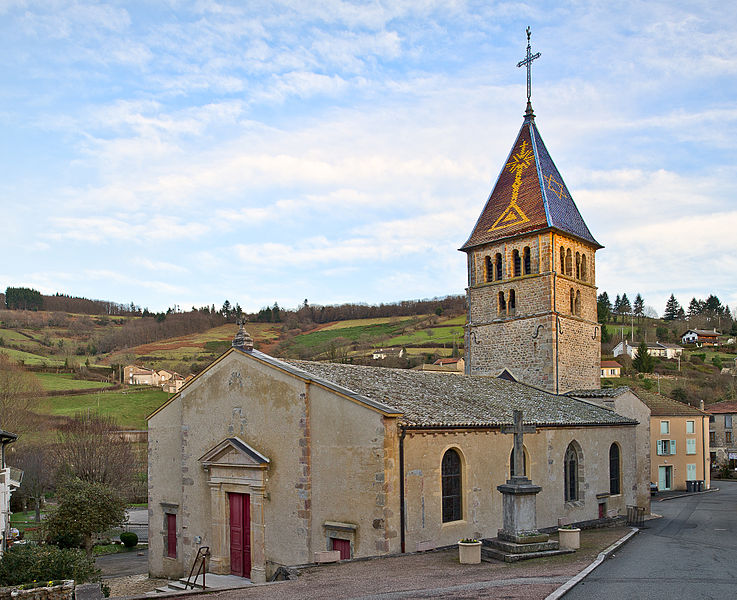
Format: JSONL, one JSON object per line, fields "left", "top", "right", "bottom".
{"left": 567, "top": 387, "right": 630, "bottom": 399}
{"left": 634, "top": 391, "right": 706, "bottom": 417}
{"left": 285, "top": 359, "right": 634, "bottom": 428}
{"left": 461, "top": 115, "right": 601, "bottom": 251}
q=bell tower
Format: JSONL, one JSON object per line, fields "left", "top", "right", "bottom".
{"left": 461, "top": 30, "right": 601, "bottom": 394}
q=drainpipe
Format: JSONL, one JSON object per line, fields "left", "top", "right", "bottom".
{"left": 399, "top": 426, "right": 406, "bottom": 553}
{"left": 553, "top": 271, "right": 559, "bottom": 394}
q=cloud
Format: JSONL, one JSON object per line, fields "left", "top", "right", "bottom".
{"left": 49, "top": 216, "right": 210, "bottom": 243}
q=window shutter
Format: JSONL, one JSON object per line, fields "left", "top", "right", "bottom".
{"left": 656, "top": 440, "right": 662, "bottom": 455}
{"left": 670, "top": 440, "right": 676, "bottom": 455}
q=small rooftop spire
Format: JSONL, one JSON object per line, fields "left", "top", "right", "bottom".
{"left": 232, "top": 318, "right": 254, "bottom": 352}
{"left": 517, "top": 26, "right": 541, "bottom": 119}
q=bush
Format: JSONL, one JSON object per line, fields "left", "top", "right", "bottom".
{"left": 119, "top": 532, "right": 138, "bottom": 548}
{"left": 49, "top": 531, "right": 84, "bottom": 549}
{"left": 0, "top": 544, "right": 100, "bottom": 586}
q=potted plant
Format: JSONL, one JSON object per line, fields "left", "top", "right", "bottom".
{"left": 458, "top": 538, "right": 482, "bottom": 564}
{"left": 557, "top": 524, "right": 581, "bottom": 550}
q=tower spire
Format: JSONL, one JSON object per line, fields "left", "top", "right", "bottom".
{"left": 517, "top": 26, "right": 541, "bottom": 119}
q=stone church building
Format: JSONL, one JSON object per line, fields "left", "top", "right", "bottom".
{"left": 148, "top": 55, "right": 650, "bottom": 582}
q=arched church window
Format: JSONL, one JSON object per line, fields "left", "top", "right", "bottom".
{"left": 560, "top": 247, "right": 565, "bottom": 274}
{"left": 523, "top": 247, "right": 531, "bottom": 275}
{"left": 575, "top": 290, "right": 581, "bottom": 316}
{"left": 485, "top": 256, "right": 492, "bottom": 283}
{"left": 498, "top": 291, "right": 507, "bottom": 314}
{"left": 495, "top": 253, "right": 503, "bottom": 281}
{"left": 581, "top": 255, "right": 588, "bottom": 281}
{"left": 569, "top": 289, "right": 575, "bottom": 314}
{"left": 565, "top": 249, "right": 572, "bottom": 276}
{"left": 564, "top": 443, "right": 580, "bottom": 502}
{"left": 575, "top": 252, "right": 581, "bottom": 279}
{"left": 442, "top": 448, "right": 462, "bottom": 522}
{"left": 609, "top": 443, "right": 621, "bottom": 495}
{"left": 509, "top": 289, "right": 516, "bottom": 314}
{"left": 509, "top": 447, "right": 528, "bottom": 478}
{"left": 513, "top": 250, "right": 521, "bottom": 277}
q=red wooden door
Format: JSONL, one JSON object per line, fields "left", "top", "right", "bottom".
{"left": 166, "top": 513, "right": 177, "bottom": 558}
{"left": 229, "top": 493, "right": 251, "bottom": 577}
{"left": 331, "top": 538, "right": 351, "bottom": 560}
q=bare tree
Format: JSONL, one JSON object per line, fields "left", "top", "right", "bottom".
{"left": 54, "top": 412, "right": 136, "bottom": 495}
{"left": 0, "top": 352, "right": 43, "bottom": 433}
{"left": 12, "top": 442, "right": 54, "bottom": 521}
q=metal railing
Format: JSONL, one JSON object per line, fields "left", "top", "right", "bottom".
{"left": 185, "top": 546, "right": 210, "bottom": 590}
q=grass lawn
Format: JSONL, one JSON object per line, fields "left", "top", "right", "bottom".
{"left": 35, "top": 372, "right": 114, "bottom": 391}
{"left": 38, "top": 387, "right": 171, "bottom": 429}
{"left": 287, "top": 321, "right": 411, "bottom": 351}
{"left": 319, "top": 316, "right": 420, "bottom": 331}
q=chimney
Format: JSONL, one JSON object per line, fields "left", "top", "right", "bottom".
{"left": 700, "top": 400, "right": 704, "bottom": 411}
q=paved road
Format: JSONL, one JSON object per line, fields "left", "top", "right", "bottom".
{"left": 124, "top": 507, "right": 148, "bottom": 542}
{"left": 566, "top": 481, "right": 737, "bottom": 599}
{"left": 97, "top": 548, "right": 148, "bottom": 578}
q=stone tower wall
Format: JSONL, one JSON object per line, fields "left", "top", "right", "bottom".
{"left": 466, "top": 231, "right": 600, "bottom": 393}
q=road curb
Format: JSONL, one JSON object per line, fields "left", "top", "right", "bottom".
{"left": 656, "top": 487, "right": 718, "bottom": 502}
{"left": 544, "top": 527, "right": 639, "bottom": 600}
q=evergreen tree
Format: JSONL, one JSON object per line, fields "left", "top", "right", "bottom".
{"left": 597, "top": 292, "right": 612, "bottom": 323}
{"left": 620, "top": 293, "right": 632, "bottom": 317}
{"left": 633, "top": 293, "right": 645, "bottom": 321}
{"left": 688, "top": 297, "right": 703, "bottom": 319}
{"left": 676, "top": 307, "right": 686, "bottom": 320}
{"left": 663, "top": 294, "right": 681, "bottom": 321}
{"left": 613, "top": 294, "right": 622, "bottom": 323}
{"left": 272, "top": 302, "right": 282, "bottom": 323}
{"left": 601, "top": 324, "right": 612, "bottom": 344}
{"left": 632, "top": 340, "right": 654, "bottom": 373}
{"left": 221, "top": 300, "right": 232, "bottom": 320}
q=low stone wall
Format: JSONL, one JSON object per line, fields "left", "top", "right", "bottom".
{"left": 4, "top": 581, "right": 74, "bottom": 600}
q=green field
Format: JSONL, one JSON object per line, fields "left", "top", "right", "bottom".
{"left": 387, "top": 326, "right": 464, "bottom": 346}
{"left": 39, "top": 387, "right": 171, "bottom": 429}
{"left": 0, "top": 347, "right": 64, "bottom": 366}
{"left": 320, "top": 316, "right": 420, "bottom": 331}
{"left": 35, "top": 372, "right": 114, "bottom": 391}
{"left": 286, "top": 320, "right": 415, "bottom": 351}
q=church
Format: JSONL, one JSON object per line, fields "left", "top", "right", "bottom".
{"left": 147, "top": 35, "right": 649, "bottom": 582}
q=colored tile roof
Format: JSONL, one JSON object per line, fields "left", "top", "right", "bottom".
{"left": 681, "top": 329, "right": 720, "bottom": 337}
{"left": 704, "top": 400, "right": 737, "bottom": 414}
{"left": 284, "top": 359, "right": 634, "bottom": 428}
{"left": 461, "top": 115, "right": 601, "bottom": 251}
{"left": 600, "top": 361, "right": 622, "bottom": 368}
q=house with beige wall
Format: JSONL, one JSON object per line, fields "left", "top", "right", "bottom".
{"left": 705, "top": 400, "right": 737, "bottom": 469}
{"left": 638, "top": 393, "right": 709, "bottom": 491}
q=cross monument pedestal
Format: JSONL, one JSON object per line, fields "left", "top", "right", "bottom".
{"left": 482, "top": 409, "right": 569, "bottom": 562}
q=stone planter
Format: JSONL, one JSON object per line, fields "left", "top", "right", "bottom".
{"left": 558, "top": 527, "right": 581, "bottom": 550}
{"left": 10, "top": 580, "right": 74, "bottom": 600}
{"left": 458, "top": 540, "right": 482, "bottom": 564}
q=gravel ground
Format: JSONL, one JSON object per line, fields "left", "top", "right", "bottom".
{"left": 148, "top": 526, "right": 630, "bottom": 600}
{"left": 107, "top": 574, "right": 169, "bottom": 597}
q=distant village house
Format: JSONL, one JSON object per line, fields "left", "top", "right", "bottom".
{"left": 613, "top": 340, "right": 683, "bottom": 360}
{"left": 681, "top": 329, "right": 720, "bottom": 347}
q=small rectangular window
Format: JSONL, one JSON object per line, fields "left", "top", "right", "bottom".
{"left": 166, "top": 513, "right": 177, "bottom": 558}
{"left": 686, "top": 438, "right": 696, "bottom": 455}
{"left": 670, "top": 440, "right": 676, "bottom": 455}
{"left": 686, "top": 420, "right": 695, "bottom": 434}
{"left": 727, "top": 432, "right": 733, "bottom": 444}
{"left": 660, "top": 421, "right": 670, "bottom": 435}
{"left": 726, "top": 415, "right": 733, "bottom": 429}
{"left": 709, "top": 432, "right": 716, "bottom": 444}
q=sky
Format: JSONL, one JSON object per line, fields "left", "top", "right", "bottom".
{"left": 1, "top": 1, "right": 736, "bottom": 316}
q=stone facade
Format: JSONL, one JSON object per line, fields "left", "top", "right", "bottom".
{"left": 466, "top": 231, "right": 600, "bottom": 393}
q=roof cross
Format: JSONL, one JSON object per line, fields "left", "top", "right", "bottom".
{"left": 517, "top": 27, "right": 541, "bottom": 115}
{"left": 501, "top": 410, "right": 536, "bottom": 479}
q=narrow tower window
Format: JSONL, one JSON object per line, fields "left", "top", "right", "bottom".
{"left": 513, "top": 250, "right": 521, "bottom": 277}
{"left": 509, "top": 289, "right": 516, "bottom": 314}
{"left": 495, "top": 253, "right": 503, "bottom": 281}
{"left": 575, "top": 252, "right": 581, "bottom": 279}
{"left": 565, "top": 249, "right": 572, "bottom": 276}
{"left": 498, "top": 291, "right": 507, "bottom": 314}
{"left": 523, "top": 246, "right": 531, "bottom": 275}
{"left": 581, "top": 254, "right": 588, "bottom": 281}
{"left": 575, "top": 290, "right": 581, "bottom": 316}
{"left": 560, "top": 247, "right": 565, "bottom": 274}
{"left": 569, "top": 288, "right": 575, "bottom": 313}
{"left": 485, "top": 256, "right": 492, "bottom": 283}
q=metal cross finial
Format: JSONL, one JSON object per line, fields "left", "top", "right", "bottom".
{"left": 517, "top": 26, "right": 541, "bottom": 115}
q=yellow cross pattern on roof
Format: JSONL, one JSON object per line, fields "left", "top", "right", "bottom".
{"left": 489, "top": 200, "right": 530, "bottom": 231}
{"left": 545, "top": 174, "right": 568, "bottom": 200}
{"left": 505, "top": 140, "right": 534, "bottom": 174}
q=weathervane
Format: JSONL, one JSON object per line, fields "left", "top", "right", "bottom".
{"left": 517, "top": 26, "right": 541, "bottom": 117}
